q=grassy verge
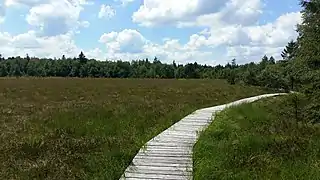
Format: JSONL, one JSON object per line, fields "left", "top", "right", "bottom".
{"left": 0, "top": 78, "right": 271, "bottom": 180}
{"left": 193, "top": 94, "right": 320, "bottom": 180}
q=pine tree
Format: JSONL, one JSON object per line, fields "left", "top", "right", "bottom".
{"left": 260, "top": 55, "right": 269, "bottom": 69}
{"left": 269, "top": 56, "right": 276, "bottom": 64}
{"left": 79, "top": 51, "right": 87, "bottom": 65}
{"left": 173, "top": 60, "right": 177, "bottom": 69}
{"left": 231, "top": 58, "right": 237, "bottom": 69}
{"left": 281, "top": 40, "right": 298, "bottom": 61}
{"left": 23, "top": 54, "right": 31, "bottom": 75}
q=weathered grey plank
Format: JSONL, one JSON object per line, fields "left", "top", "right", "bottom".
{"left": 129, "top": 161, "right": 192, "bottom": 168}
{"left": 120, "top": 93, "right": 286, "bottom": 180}
{"left": 121, "top": 172, "right": 190, "bottom": 180}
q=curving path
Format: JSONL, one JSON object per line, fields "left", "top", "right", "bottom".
{"left": 120, "top": 93, "right": 286, "bottom": 180}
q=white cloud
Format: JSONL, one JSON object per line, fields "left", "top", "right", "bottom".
{"left": 0, "top": 32, "right": 11, "bottom": 46}
{"left": 5, "top": 0, "right": 93, "bottom": 36}
{"left": 142, "top": 39, "right": 216, "bottom": 65}
{"left": 26, "top": 0, "right": 86, "bottom": 36}
{"left": 86, "top": 48, "right": 105, "bottom": 60}
{"left": 223, "top": 12, "right": 302, "bottom": 63}
{"left": 0, "top": 31, "right": 80, "bottom": 58}
{"left": 132, "top": 0, "right": 262, "bottom": 27}
{"left": 99, "top": 29, "right": 147, "bottom": 54}
{"left": 97, "top": 30, "right": 221, "bottom": 65}
{"left": 130, "top": 0, "right": 300, "bottom": 64}
{"left": 175, "top": 11, "right": 302, "bottom": 63}
{"left": 98, "top": 4, "right": 116, "bottom": 19}
{"left": 220, "top": 0, "right": 263, "bottom": 26}
{"left": 101, "top": 10, "right": 301, "bottom": 65}
{"left": 244, "top": 12, "right": 301, "bottom": 46}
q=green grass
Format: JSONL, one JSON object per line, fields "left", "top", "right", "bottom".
{"left": 0, "top": 78, "right": 271, "bottom": 180}
{"left": 193, "top": 95, "right": 320, "bottom": 180}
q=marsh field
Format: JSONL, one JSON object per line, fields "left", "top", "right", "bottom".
{"left": 0, "top": 78, "right": 271, "bottom": 180}
{"left": 194, "top": 95, "right": 320, "bottom": 180}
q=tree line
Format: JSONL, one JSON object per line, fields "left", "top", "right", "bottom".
{"left": 0, "top": 51, "right": 280, "bottom": 80}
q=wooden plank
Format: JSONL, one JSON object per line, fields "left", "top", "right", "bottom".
{"left": 131, "top": 158, "right": 191, "bottom": 166}
{"left": 119, "top": 93, "right": 285, "bottom": 180}
{"left": 127, "top": 165, "right": 192, "bottom": 172}
{"left": 129, "top": 161, "right": 192, "bottom": 168}
{"left": 126, "top": 166, "right": 191, "bottom": 175}
{"left": 121, "top": 172, "right": 190, "bottom": 180}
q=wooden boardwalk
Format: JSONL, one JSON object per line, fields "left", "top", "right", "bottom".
{"left": 120, "top": 93, "right": 285, "bottom": 180}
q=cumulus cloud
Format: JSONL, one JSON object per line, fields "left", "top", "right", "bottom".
{"left": 132, "top": 0, "right": 262, "bottom": 27}
{"left": 130, "top": 0, "right": 300, "bottom": 63}
{"left": 98, "top": 4, "right": 116, "bottom": 19}
{"left": 220, "top": 0, "right": 263, "bottom": 26}
{"left": 97, "top": 30, "right": 221, "bottom": 65}
{"left": 244, "top": 12, "right": 301, "bottom": 46}
{"left": 0, "top": 31, "right": 80, "bottom": 58}
{"left": 222, "top": 12, "right": 302, "bottom": 63}
{"left": 99, "top": 29, "right": 147, "bottom": 54}
{"left": 103, "top": 10, "right": 301, "bottom": 64}
{"left": 27, "top": 0, "right": 88, "bottom": 36}
{"left": 4, "top": 0, "right": 93, "bottom": 36}
{"left": 176, "top": 11, "right": 301, "bottom": 63}
{"left": 142, "top": 39, "right": 216, "bottom": 65}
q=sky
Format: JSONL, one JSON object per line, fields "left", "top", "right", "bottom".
{"left": 0, "top": 0, "right": 302, "bottom": 65}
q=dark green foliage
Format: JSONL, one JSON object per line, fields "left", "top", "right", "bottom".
{"left": 257, "top": 64, "right": 289, "bottom": 91}
{"left": 281, "top": 40, "right": 298, "bottom": 61}
{"left": 79, "top": 51, "right": 87, "bottom": 65}
{"left": 0, "top": 52, "right": 277, "bottom": 81}
{"left": 231, "top": 58, "right": 237, "bottom": 68}
{"left": 226, "top": 69, "right": 236, "bottom": 85}
{"left": 297, "top": 0, "right": 320, "bottom": 68}
{"left": 294, "top": 0, "right": 320, "bottom": 124}
{"left": 269, "top": 56, "right": 276, "bottom": 64}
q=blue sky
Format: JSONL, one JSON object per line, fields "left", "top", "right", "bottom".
{"left": 0, "top": 0, "right": 302, "bottom": 65}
